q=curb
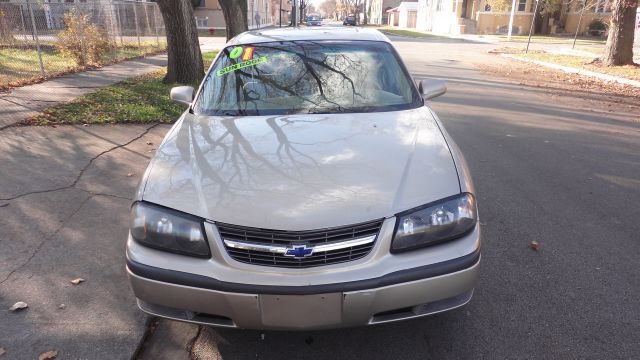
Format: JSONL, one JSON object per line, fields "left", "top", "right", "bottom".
{"left": 501, "top": 53, "right": 640, "bottom": 88}
{"left": 379, "top": 31, "right": 469, "bottom": 42}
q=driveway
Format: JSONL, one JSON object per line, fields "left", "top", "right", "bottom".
{"left": 0, "top": 124, "right": 171, "bottom": 359}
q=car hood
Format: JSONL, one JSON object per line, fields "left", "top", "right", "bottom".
{"left": 142, "top": 107, "right": 460, "bottom": 231}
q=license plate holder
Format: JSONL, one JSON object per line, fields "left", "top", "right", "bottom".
{"left": 259, "top": 293, "right": 342, "bottom": 328}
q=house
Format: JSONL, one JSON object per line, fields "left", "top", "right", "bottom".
{"left": 385, "top": 1, "right": 418, "bottom": 28}
{"left": 395, "top": 0, "right": 617, "bottom": 35}
{"left": 369, "top": 0, "right": 402, "bottom": 25}
{"left": 193, "top": 0, "right": 273, "bottom": 31}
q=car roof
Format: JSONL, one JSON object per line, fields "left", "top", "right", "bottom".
{"left": 226, "top": 27, "right": 391, "bottom": 46}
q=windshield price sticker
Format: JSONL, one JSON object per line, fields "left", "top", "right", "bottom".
{"left": 229, "top": 46, "right": 255, "bottom": 61}
{"left": 216, "top": 56, "right": 268, "bottom": 76}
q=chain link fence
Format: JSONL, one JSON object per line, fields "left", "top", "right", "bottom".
{"left": 0, "top": 0, "right": 166, "bottom": 88}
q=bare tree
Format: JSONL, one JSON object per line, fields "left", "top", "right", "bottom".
{"left": 603, "top": 0, "right": 638, "bottom": 65}
{"left": 319, "top": 0, "right": 338, "bottom": 19}
{"left": 219, "top": 0, "right": 248, "bottom": 40}
{"left": 156, "top": 0, "right": 204, "bottom": 84}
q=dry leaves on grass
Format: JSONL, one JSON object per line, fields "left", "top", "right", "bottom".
{"left": 38, "top": 350, "right": 58, "bottom": 360}
{"left": 479, "top": 59, "right": 640, "bottom": 100}
{"left": 70, "top": 278, "right": 85, "bottom": 285}
{"left": 0, "top": 347, "right": 6, "bottom": 356}
{"left": 487, "top": 47, "right": 545, "bottom": 55}
{"left": 9, "top": 302, "right": 28, "bottom": 311}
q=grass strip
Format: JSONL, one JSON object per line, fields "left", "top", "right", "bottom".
{"left": 25, "top": 51, "right": 218, "bottom": 126}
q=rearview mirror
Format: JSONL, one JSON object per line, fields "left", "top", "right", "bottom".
{"left": 170, "top": 86, "right": 194, "bottom": 106}
{"left": 418, "top": 79, "right": 446, "bottom": 100}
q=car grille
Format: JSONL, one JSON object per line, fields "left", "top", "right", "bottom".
{"left": 217, "top": 219, "right": 384, "bottom": 268}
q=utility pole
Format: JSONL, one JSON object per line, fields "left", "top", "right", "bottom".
{"left": 507, "top": 0, "right": 517, "bottom": 40}
{"left": 279, "top": 0, "right": 282, "bottom": 27}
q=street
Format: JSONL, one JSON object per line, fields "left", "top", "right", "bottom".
{"left": 1, "top": 34, "right": 639, "bottom": 359}
{"left": 188, "top": 35, "right": 640, "bottom": 359}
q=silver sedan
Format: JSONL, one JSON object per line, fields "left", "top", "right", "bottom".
{"left": 126, "top": 27, "right": 480, "bottom": 330}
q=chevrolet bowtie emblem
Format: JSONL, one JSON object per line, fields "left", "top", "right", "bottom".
{"left": 284, "top": 245, "right": 314, "bottom": 258}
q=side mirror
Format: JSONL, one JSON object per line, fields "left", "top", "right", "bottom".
{"left": 170, "top": 86, "right": 194, "bottom": 106}
{"left": 418, "top": 79, "right": 446, "bottom": 100}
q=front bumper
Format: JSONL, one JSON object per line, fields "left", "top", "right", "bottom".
{"left": 126, "top": 250, "right": 480, "bottom": 330}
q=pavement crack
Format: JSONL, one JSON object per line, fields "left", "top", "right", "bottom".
{"left": 70, "top": 123, "right": 159, "bottom": 187}
{"left": 0, "top": 194, "right": 94, "bottom": 286}
{"left": 188, "top": 325, "right": 203, "bottom": 359}
{"left": 132, "top": 317, "right": 160, "bottom": 360}
{"left": 76, "top": 187, "right": 131, "bottom": 201}
{"left": 0, "top": 123, "right": 158, "bottom": 202}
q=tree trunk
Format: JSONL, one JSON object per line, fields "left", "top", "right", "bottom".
{"left": 363, "top": 0, "right": 368, "bottom": 24}
{"left": 219, "top": 0, "right": 248, "bottom": 40}
{"left": 540, "top": 12, "right": 550, "bottom": 35}
{"left": 603, "top": 0, "right": 638, "bottom": 66}
{"left": 156, "top": 0, "right": 203, "bottom": 84}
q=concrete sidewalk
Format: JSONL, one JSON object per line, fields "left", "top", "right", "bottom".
{"left": 0, "top": 123, "right": 172, "bottom": 359}
{"left": 0, "top": 36, "right": 226, "bottom": 130}
{"left": 0, "top": 55, "right": 167, "bottom": 130}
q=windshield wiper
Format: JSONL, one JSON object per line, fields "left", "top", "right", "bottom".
{"left": 307, "top": 106, "right": 375, "bottom": 114}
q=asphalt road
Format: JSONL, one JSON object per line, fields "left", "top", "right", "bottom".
{"left": 184, "top": 36, "right": 640, "bottom": 359}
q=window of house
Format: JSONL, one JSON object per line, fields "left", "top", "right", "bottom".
{"left": 197, "top": 0, "right": 206, "bottom": 7}
{"left": 196, "top": 17, "right": 209, "bottom": 28}
{"left": 517, "top": 0, "right": 527, "bottom": 11}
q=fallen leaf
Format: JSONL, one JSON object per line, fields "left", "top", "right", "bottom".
{"left": 0, "top": 348, "right": 5, "bottom": 356}
{"left": 146, "top": 141, "right": 153, "bottom": 145}
{"left": 530, "top": 241, "right": 540, "bottom": 251}
{"left": 58, "top": 304, "right": 66, "bottom": 310}
{"left": 9, "top": 302, "right": 28, "bottom": 311}
{"left": 38, "top": 350, "right": 57, "bottom": 360}
{"left": 70, "top": 278, "right": 85, "bottom": 285}
{"left": 126, "top": 173, "right": 133, "bottom": 177}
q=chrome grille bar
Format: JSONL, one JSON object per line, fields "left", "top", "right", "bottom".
{"left": 223, "top": 234, "right": 376, "bottom": 254}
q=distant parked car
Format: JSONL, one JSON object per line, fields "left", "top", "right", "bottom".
{"left": 307, "top": 15, "right": 322, "bottom": 26}
{"left": 343, "top": 15, "right": 356, "bottom": 26}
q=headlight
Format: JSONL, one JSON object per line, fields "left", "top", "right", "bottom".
{"left": 391, "top": 193, "right": 477, "bottom": 253}
{"left": 130, "top": 202, "right": 211, "bottom": 258}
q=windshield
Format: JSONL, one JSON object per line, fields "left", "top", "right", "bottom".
{"left": 308, "top": 16, "right": 320, "bottom": 21}
{"left": 194, "top": 41, "right": 422, "bottom": 116}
